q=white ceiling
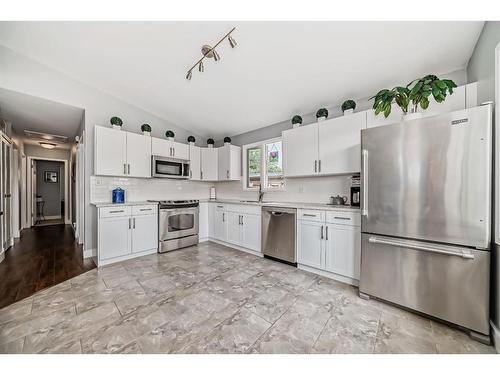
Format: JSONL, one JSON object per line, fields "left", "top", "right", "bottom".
{"left": 0, "top": 21, "right": 483, "bottom": 138}
{"left": 0, "top": 87, "right": 84, "bottom": 149}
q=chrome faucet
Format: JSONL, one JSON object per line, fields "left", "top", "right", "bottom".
{"left": 258, "top": 185, "right": 264, "bottom": 203}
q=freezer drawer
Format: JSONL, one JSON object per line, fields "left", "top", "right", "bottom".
{"left": 359, "top": 233, "right": 490, "bottom": 335}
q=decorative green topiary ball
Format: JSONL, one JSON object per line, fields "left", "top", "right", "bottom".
{"left": 207, "top": 138, "right": 215, "bottom": 145}
{"left": 110, "top": 116, "right": 123, "bottom": 126}
{"left": 341, "top": 100, "right": 356, "bottom": 112}
{"left": 187, "top": 136, "right": 196, "bottom": 143}
{"left": 141, "top": 123, "right": 151, "bottom": 132}
{"left": 165, "top": 130, "right": 175, "bottom": 138}
{"left": 291, "top": 115, "right": 302, "bottom": 125}
{"left": 224, "top": 137, "right": 231, "bottom": 143}
{"left": 316, "top": 108, "right": 329, "bottom": 119}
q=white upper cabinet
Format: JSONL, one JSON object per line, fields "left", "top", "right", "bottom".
{"left": 201, "top": 147, "right": 218, "bottom": 181}
{"left": 366, "top": 105, "right": 403, "bottom": 129}
{"left": 318, "top": 112, "right": 367, "bottom": 175}
{"left": 151, "top": 137, "right": 189, "bottom": 160}
{"left": 283, "top": 124, "right": 319, "bottom": 177}
{"left": 218, "top": 144, "right": 241, "bottom": 181}
{"left": 189, "top": 144, "right": 201, "bottom": 180}
{"left": 126, "top": 131, "right": 152, "bottom": 178}
{"left": 94, "top": 126, "right": 127, "bottom": 176}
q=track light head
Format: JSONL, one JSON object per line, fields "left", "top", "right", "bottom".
{"left": 213, "top": 50, "right": 220, "bottom": 61}
{"left": 186, "top": 70, "right": 192, "bottom": 80}
{"left": 228, "top": 35, "right": 237, "bottom": 48}
{"left": 198, "top": 61, "right": 204, "bottom": 72}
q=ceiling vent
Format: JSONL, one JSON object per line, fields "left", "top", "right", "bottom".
{"left": 24, "top": 130, "right": 69, "bottom": 144}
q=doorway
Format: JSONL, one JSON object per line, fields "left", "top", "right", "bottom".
{"left": 32, "top": 159, "right": 65, "bottom": 226}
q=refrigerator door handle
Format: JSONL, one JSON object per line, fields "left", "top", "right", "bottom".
{"left": 368, "top": 236, "right": 475, "bottom": 259}
{"left": 361, "top": 149, "right": 368, "bottom": 216}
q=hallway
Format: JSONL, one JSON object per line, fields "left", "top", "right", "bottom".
{"left": 0, "top": 224, "right": 95, "bottom": 309}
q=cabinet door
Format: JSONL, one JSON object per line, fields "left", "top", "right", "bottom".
{"left": 297, "top": 220, "right": 324, "bottom": 269}
{"left": 226, "top": 212, "right": 241, "bottom": 245}
{"left": 126, "top": 132, "right": 152, "bottom": 178}
{"left": 198, "top": 202, "right": 209, "bottom": 240}
{"left": 94, "top": 126, "right": 127, "bottom": 176}
{"left": 98, "top": 216, "right": 131, "bottom": 260}
{"left": 131, "top": 214, "right": 158, "bottom": 253}
{"left": 151, "top": 138, "right": 173, "bottom": 158}
{"left": 318, "top": 112, "right": 366, "bottom": 175}
{"left": 172, "top": 142, "right": 190, "bottom": 160}
{"left": 240, "top": 213, "right": 261, "bottom": 252}
{"left": 283, "top": 124, "right": 318, "bottom": 177}
{"left": 324, "top": 224, "right": 361, "bottom": 279}
{"left": 218, "top": 146, "right": 230, "bottom": 181}
{"left": 214, "top": 209, "right": 227, "bottom": 241}
{"left": 201, "top": 148, "right": 218, "bottom": 181}
{"left": 189, "top": 145, "right": 201, "bottom": 180}
{"left": 208, "top": 203, "right": 215, "bottom": 238}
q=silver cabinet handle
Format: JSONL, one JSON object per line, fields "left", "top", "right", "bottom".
{"left": 240, "top": 215, "right": 243, "bottom": 225}
{"left": 200, "top": 171, "right": 203, "bottom": 180}
{"left": 109, "top": 210, "right": 124, "bottom": 213}
{"left": 227, "top": 170, "right": 229, "bottom": 179}
{"left": 334, "top": 216, "right": 351, "bottom": 220}
{"left": 362, "top": 149, "right": 368, "bottom": 216}
{"left": 314, "top": 160, "right": 317, "bottom": 173}
{"left": 133, "top": 217, "right": 136, "bottom": 229}
{"left": 124, "top": 163, "right": 127, "bottom": 174}
{"left": 217, "top": 205, "right": 224, "bottom": 208}
{"left": 325, "top": 226, "right": 328, "bottom": 240}
{"left": 222, "top": 213, "right": 225, "bottom": 222}
{"left": 318, "top": 160, "right": 321, "bottom": 173}
{"left": 303, "top": 214, "right": 317, "bottom": 217}
{"left": 368, "top": 236, "right": 475, "bottom": 259}
{"left": 139, "top": 208, "right": 152, "bottom": 211}
{"left": 189, "top": 170, "right": 192, "bottom": 178}
{"left": 128, "top": 218, "right": 131, "bottom": 229}
{"left": 321, "top": 225, "right": 324, "bottom": 239}
{"left": 172, "top": 147, "right": 175, "bottom": 157}
{"left": 128, "top": 164, "right": 130, "bottom": 175}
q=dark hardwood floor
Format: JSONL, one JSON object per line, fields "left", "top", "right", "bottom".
{"left": 0, "top": 224, "right": 96, "bottom": 309}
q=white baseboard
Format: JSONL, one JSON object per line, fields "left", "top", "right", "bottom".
{"left": 298, "top": 264, "right": 359, "bottom": 287}
{"left": 83, "top": 248, "right": 96, "bottom": 258}
{"left": 491, "top": 321, "right": 500, "bottom": 353}
{"left": 97, "top": 248, "right": 157, "bottom": 267}
{"left": 209, "top": 238, "right": 263, "bottom": 258}
{"left": 42, "top": 215, "right": 62, "bottom": 220}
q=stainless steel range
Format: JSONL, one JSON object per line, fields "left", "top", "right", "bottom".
{"left": 148, "top": 200, "right": 199, "bottom": 253}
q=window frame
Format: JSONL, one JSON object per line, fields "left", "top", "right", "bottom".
{"left": 242, "top": 137, "right": 285, "bottom": 192}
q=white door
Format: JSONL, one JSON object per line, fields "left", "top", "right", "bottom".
{"left": 201, "top": 148, "right": 218, "bottom": 181}
{"left": 318, "top": 111, "right": 366, "bottom": 175}
{"left": 240, "top": 213, "right": 261, "bottom": 252}
{"left": 214, "top": 209, "right": 227, "bottom": 241}
{"left": 98, "top": 216, "right": 131, "bottom": 260}
{"left": 126, "top": 132, "right": 151, "bottom": 178}
{"left": 171, "top": 142, "right": 190, "bottom": 160}
{"left": 297, "top": 220, "right": 324, "bottom": 269}
{"left": 189, "top": 145, "right": 201, "bottom": 180}
{"left": 226, "top": 211, "right": 241, "bottom": 245}
{"left": 283, "top": 124, "right": 318, "bottom": 177}
{"left": 324, "top": 224, "right": 361, "bottom": 279}
{"left": 131, "top": 214, "right": 157, "bottom": 253}
{"left": 94, "top": 126, "right": 127, "bottom": 176}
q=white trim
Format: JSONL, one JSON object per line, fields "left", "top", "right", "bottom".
{"left": 491, "top": 321, "right": 500, "bottom": 353}
{"left": 42, "top": 215, "right": 62, "bottom": 220}
{"left": 209, "top": 238, "right": 263, "bottom": 257}
{"left": 96, "top": 248, "right": 157, "bottom": 267}
{"left": 298, "top": 263, "right": 359, "bottom": 287}
{"left": 242, "top": 136, "right": 285, "bottom": 192}
{"left": 83, "top": 247, "right": 95, "bottom": 259}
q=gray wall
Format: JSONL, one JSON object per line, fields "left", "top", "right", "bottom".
{"left": 36, "top": 160, "right": 63, "bottom": 217}
{"left": 467, "top": 21, "right": 500, "bottom": 334}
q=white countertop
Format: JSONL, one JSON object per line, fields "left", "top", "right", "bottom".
{"left": 201, "top": 198, "right": 360, "bottom": 212}
{"left": 91, "top": 201, "right": 158, "bottom": 208}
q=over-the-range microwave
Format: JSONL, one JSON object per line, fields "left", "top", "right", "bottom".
{"left": 152, "top": 155, "right": 190, "bottom": 179}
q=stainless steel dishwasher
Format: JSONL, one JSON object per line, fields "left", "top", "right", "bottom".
{"left": 261, "top": 207, "right": 296, "bottom": 265}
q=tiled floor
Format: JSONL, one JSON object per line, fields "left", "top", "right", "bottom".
{"left": 0, "top": 241, "right": 495, "bottom": 354}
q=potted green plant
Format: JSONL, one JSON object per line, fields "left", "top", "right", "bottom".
{"left": 165, "top": 130, "right": 175, "bottom": 141}
{"left": 341, "top": 100, "right": 356, "bottom": 115}
{"left": 291, "top": 115, "right": 302, "bottom": 129}
{"left": 110, "top": 116, "right": 123, "bottom": 130}
{"left": 316, "top": 108, "right": 328, "bottom": 122}
{"left": 224, "top": 137, "right": 231, "bottom": 145}
{"left": 141, "top": 123, "right": 151, "bottom": 136}
{"left": 371, "top": 87, "right": 410, "bottom": 118}
{"left": 187, "top": 136, "right": 196, "bottom": 145}
{"left": 207, "top": 138, "right": 215, "bottom": 148}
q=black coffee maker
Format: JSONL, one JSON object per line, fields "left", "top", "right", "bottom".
{"left": 350, "top": 175, "right": 360, "bottom": 207}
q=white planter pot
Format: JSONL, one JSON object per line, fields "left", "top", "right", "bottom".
{"left": 292, "top": 123, "right": 301, "bottom": 129}
{"left": 224, "top": 142, "right": 231, "bottom": 146}
{"left": 343, "top": 109, "right": 354, "bottom": 115}
{"left": 317, "top": 116, "right": 327, "bottom": 122}
{"left": 112, "top": 125, "right": 122, "bottom": 130}
{"left": 167, "top": 137, "right": 174, "bottom": 141}
{"left": 142, "top": 131, "right": 151, "bottom": 136}
{"left": 189, "top": 141, "right": 195, "bottom": 146}
{"left": 402, "top": 112, "right": 423, "bottom": 122}
{"left": 208, "top": 144, "right": 214, "bottom": 148}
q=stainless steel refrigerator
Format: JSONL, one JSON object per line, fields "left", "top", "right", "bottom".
{"left": 359, "top": 105, "right": 492, "bottom": 343}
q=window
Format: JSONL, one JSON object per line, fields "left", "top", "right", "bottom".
{"left": 243, "top": 138, "right": 285, "bottom": 190}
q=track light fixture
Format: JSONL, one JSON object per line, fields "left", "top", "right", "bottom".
{"left": 185, "top": 27, "right": 236, "bottom": 80}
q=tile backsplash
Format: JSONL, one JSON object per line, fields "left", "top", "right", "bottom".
{"left": 91, "top": 174, "right": 353, "bottom": 204}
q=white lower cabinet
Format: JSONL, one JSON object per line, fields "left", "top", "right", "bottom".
{"left": 208, "top": 203, "right": 261, "bottom": 254}
{"left": 97, "top": 204, "right": 158, "bottom": 266}
{"left": 297, "top": 209, "right": 361, "bottom": 285}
